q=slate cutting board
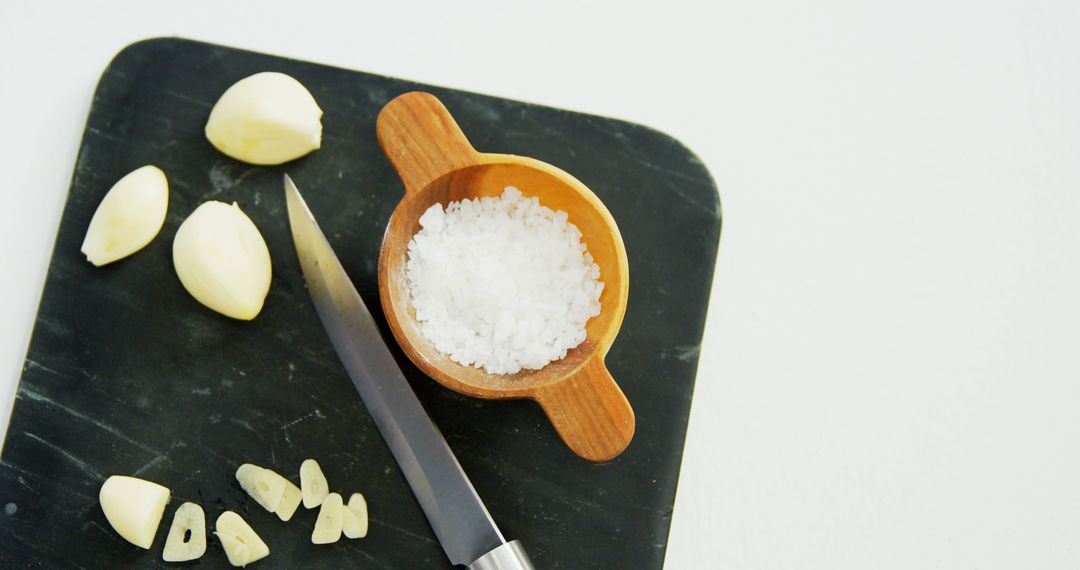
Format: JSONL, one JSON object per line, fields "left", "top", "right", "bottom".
{"left": 0, "top": 38, "right": 721, "bottom": 569}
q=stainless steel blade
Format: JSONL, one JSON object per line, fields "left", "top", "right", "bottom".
{"left": 284, "top": 175, "right": 505, "bottom": 566}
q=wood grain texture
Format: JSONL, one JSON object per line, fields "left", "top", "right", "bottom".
{"left": 534, "top": 357, "right": 635, "bottom": 461}
{"left": 376, "top": 92, "right": 634, "bottom": 461}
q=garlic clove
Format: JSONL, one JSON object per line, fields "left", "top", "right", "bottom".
{"left": 162, "top": 502, "right": 206, "bottom": 562}
{"left": 341, "top": 506, "right": 361, "bottom": 540}
{"left": 342, "top": 492, "right": 368, "bottom": 539}
{"left": 300, "top": 458, "right": 329, "bottom": 509}
{"left": 236, "top": 464, "right": 286, "bottom": 513}
{"left": 215, "top": 511, "right": 269, "bottom": 567}
{"left": 173, "top": 201, "right": 271, "bottom": 320}
{"left": 99, "top": 475, "right": 171, "bottom": 549}
{"left": 311, "top": 492, "right": 344, "bottom": 545}
{"left": 81, "top": 165, "right": 168, "bottom": 266}
{"left": 275, "top": 477, "right": 303, "bottom": 522}
{"left": 205, "top": 72, "right": 323, "bottom": 165}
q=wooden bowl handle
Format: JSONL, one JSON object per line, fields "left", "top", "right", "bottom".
{"left": 376, "top": 92, "right": 482, "bottom": 195}
{"left": 534, "top": 356, "right": 635, "bottom": 462}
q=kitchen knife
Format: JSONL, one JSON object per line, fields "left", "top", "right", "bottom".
{"left": 284, "top": 175, "right": 534, "bottom": 570}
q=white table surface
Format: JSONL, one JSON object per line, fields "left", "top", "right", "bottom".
{"left": 2, "top": 1, "right": 1079, "bottom": 568}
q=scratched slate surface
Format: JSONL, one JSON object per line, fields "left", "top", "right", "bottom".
{"left": 0, "top": 38, "right": 721, "bottom": 569}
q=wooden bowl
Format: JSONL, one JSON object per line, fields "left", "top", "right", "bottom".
{"left": 376, "top": 92, "right": 634, "bottom": 461}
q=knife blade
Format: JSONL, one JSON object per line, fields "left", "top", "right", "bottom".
{"left": 284, "top": 175, "right": 533, "bottom": 569}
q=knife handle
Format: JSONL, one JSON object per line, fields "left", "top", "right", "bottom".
{"left": 467, "top": 540, "right": 535, "bottom": 570}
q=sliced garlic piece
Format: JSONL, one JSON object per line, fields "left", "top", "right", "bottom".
{"left": 275, "top": 477, "right": 303, "bottom": 522}
{"left": 215, "top": 511, "right": 269, "bottom": 567}
{"left": 300, "top": 458, "right": 329, "bottom": 509}
{"left": 162, "top": 502, "right": 206, "bottom": 562}
{"left": 173, "top": 201, "right": 271, "bottom": 320}
{"left": 81, "top": 165, "right": 168, "bottom": 266}
{"left": 236, "top": 464, "right": 286, "bottom": 513}
{"left": 99, "top": 475, "right": 171, "bottom": 549}
{"left": 342, "top": 493, "right": 368, "bottom": 539}
{"left": 341, "top": 506, "right": 361, "bottom": 540}
{"left": 311, "top": 492, "right": 344, "bottom": 544}
{"left": 237, "top": 463, "right": 301, "bottom": 521}
{"left": 205, "top": 72, "right": 323, "bottom": 165}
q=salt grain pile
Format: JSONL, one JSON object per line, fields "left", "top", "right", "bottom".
{"left": 405, "top": 186, "right": 603, "bottom": 374}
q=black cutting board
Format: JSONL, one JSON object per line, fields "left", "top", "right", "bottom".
{"left": 0, "top": 38, "right": 721, "bottom": 569}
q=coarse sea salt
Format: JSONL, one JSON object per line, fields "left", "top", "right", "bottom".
{"left": 405, "top": 186, "right": 603, "bottom": 375}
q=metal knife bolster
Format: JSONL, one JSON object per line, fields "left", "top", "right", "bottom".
{"left": 284, "top": 175, "right": 534, "bottom": 569}
{"left": 468, "top": 541, "right": 534, "bottom": 570}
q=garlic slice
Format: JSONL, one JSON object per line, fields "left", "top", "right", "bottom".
{"left": 275, "top": 477, "right": 303, "bottom": 522}
{"left": 300, "top": 458, "right": 329, "bottom": 509}
{"left": 99, "top": 475, "right": 171, "bottom": 549}
{"left": 236, "top": 464, "right": 286, "bottom": 513}
{"left": 215, "top": 511, "right": 269, "bottom": 567}
{"left": 162, "top": 502, "right": 206, "bottom": 562}
{"left": 172, "top": 201, "right": 271, "bottom": 320}
{"left": 205, "top": 72, "right": 323, "bottom": 165}
{"left": 342, "top": 493, "right": 368, "bottom": 539}
{"left": 81, "top": 165, "right": 168, "bottom": 266}
{"left": 311, "top": 492, "right": 344, "bottom": 544}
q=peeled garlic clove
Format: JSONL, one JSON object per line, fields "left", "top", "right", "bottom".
{"left": 205, "top": 72, "right": 323, "bottom": 165}
{"left": 162, "top": 502, "right": 206, "bottom": 562}
{"left": 173, "top": 201, "right": 271, "bottom": 320}
{"left": 275, "top": 477, "right": 303, "bottom": 522}
{"left": 236, "top": 464, "right": 286, "bottom": 513}
{"left": 300, "top": 458, "right": 329, "bottom": 509}
{"left": 81, "top": 165, "right": 168, "bottom": 266}
{"left": 311, "top": 492, "right": 344, "bottom": 544}
{"left": 341, "top": 506, "right": 361, "bottom": 540}
{"left": 235, "top": 463, "right": 301, "bottom": 521}
{"left": 343, "top": 493, "right": 368, "bottom": 539}
{"left": 99, "top": 475, "right": 171, "bottom": 549}
{"left": 215, "top": 511, "right": 269, "bottom": 567}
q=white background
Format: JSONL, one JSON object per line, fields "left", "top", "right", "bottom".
{"left": 2, "top": 1, "right": 1079, "bottom": 568}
